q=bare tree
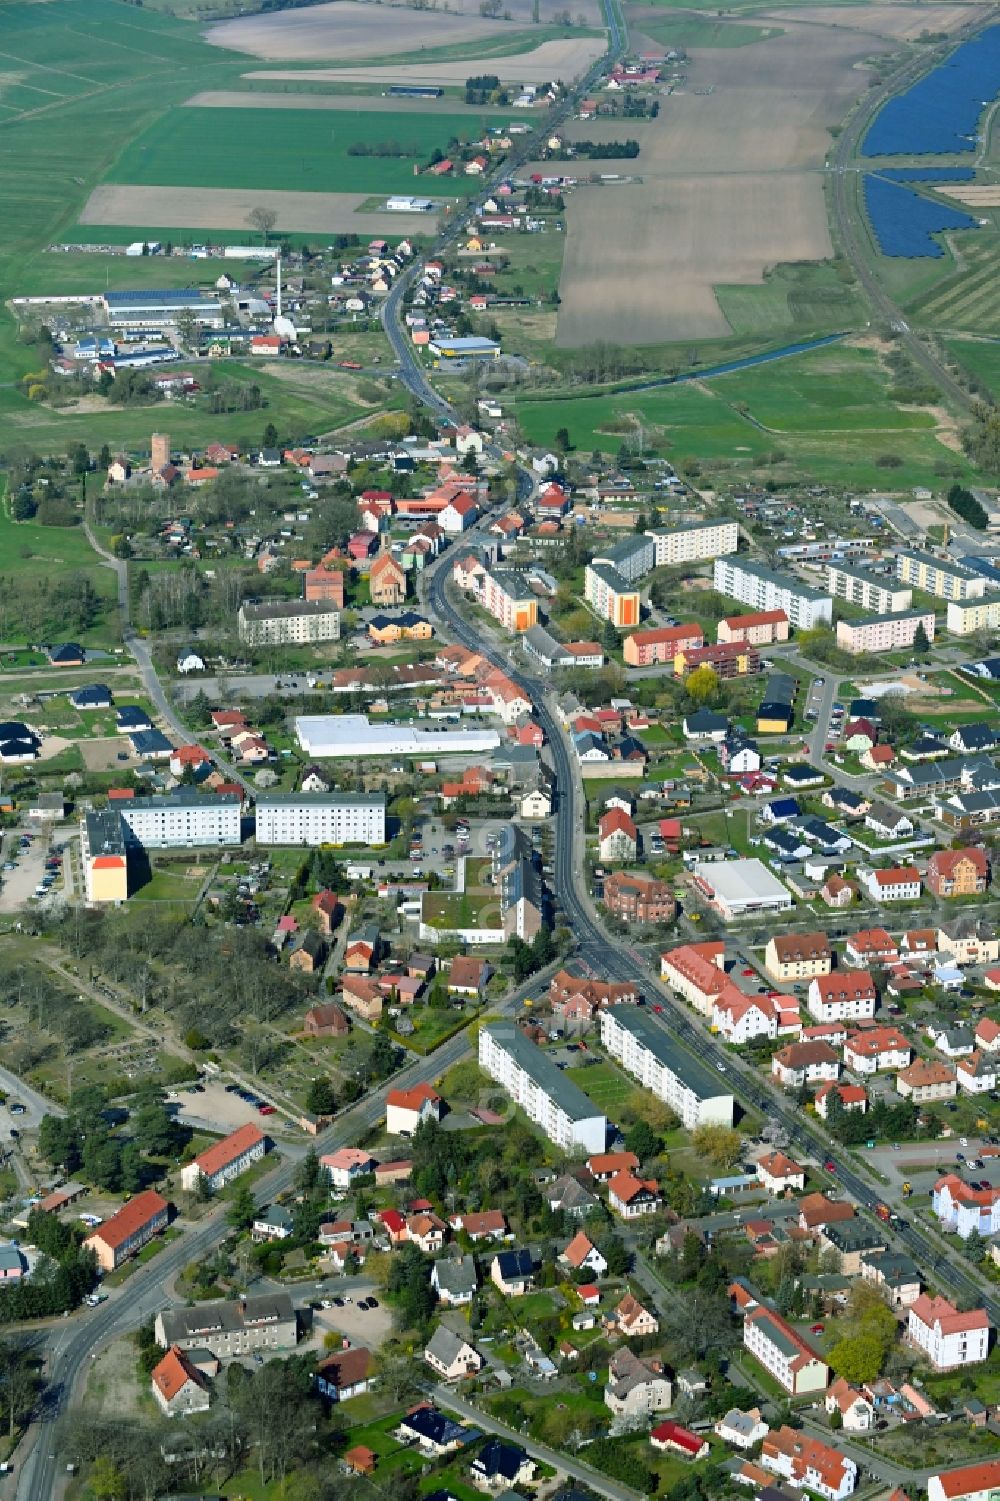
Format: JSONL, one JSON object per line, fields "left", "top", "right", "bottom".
{"left": 247, "top": 205, "right": 278, "bottom": 245}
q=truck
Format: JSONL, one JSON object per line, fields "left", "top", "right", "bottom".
{"left": 902, "top": 1181, "right": 913, "bottom": 1199}
{"left": 875, "top": 1203, "right": 892, "bottom": 1223}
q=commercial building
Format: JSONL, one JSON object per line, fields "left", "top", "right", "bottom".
{"left": 895, "top": 550, "right": 986, "bottom": 601}
{"left": 103, "top": 289, "right": 224, "bottom": 328}
{"left": 623, "top": 624, "right": 703, "bottom": 667}
{"left": 255, "top": 792, "right": 386, "bottom": 846}
{"left": 600, "top": 1005, "right": 735, "bottom": 1128}
{"left": 691, "top": 858, "right": 792, "bottom": 921}
{"left": 84, "top": 1190, "right": 169, "bottom": 1272}
{"left": 907, "top": 1294, "right": 989, "bottom": 1370}
{"left": 82, "top": 808, "right": 129, "bottom": 904}
{"left": 743, "top": 1306, "right": 828, "bottom": 1396}
{"left": 180, "top": 1123, "right": 266, "bottom": 1193}
{"left": 120, "top": 789, "right": 241, "bottom": 848}
{"left": 946, "top": 598, "right": 1000, "bottom": 635}
{"left": 237, "top": 599, "right": 341, "bottom": 646}
{"left": 646, "top": 518, "right": 738, "bottom": 567}
{"left": 479, "top": 1023, "right": 607, "bottom": 1154}
{"left": 295, "top": 714, "right": 500, "bottom": 759}
{"left": 602, "top": 871, "right": 675, "bottom": 923}
{"left": 481, "top": 570, "right": 539, "bottom": 633}
{"left": 584, "top": 563, "right": 640, "bottom": 629}
{"left": 827, "top": 562, "right": 912, "bottom": 614}
{"left": 155, "top": 1294, "right": 298, "bottom": 1357}
{"left": 713, "top": 558, "right": 832, "bottom": 631}
{"left": 835, "top": 609, "right": 935, "bottom": 656}
{"left": 717, "top": 610, "right": 789, "bottom": 646}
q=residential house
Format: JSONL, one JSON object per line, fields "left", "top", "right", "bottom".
{"left": 814, "top": 1082, "right": 868, "bottom": 1119}
{"left": 764, "top": 933, "right": 832, "bottom": 983}
{"left": 560, "top": 1231, "right": 608, "bottom": 1277}
{"left": 761, "top": 1427, "right": 857, "bottom": 1500}
{"left": 907, "top": 1294, "right": 990, "bottom": 1369}
{"left": 756, "top": 1152, "right": 805, "bottom": 1195}
{"left": 863, "top": 866, "right": 922, "bottom": 903}
{"left": 386, "top": 1083, "right": 443, "bottom": 1137}
{"left": 609, "top": 1291, "right": 659, "bottom": 1338}
{"left": 315, "top": 1346, "right": 375, "bottom": 1403}
{"left": 449, "top": 1210, "right": 507, "bottom": 1243}
{"left": 845, "top": 928, "right": 899, "bottom": 967}
{"left": 322, "top": 1147, "right": 378, "bottom": 1189}
{"left": 304, "top": 1002, "right": 349, "bottom": 1039}
{"left": 772, "top": 1040, "right": 840, "bottom": 1090}
{"left": 470, "top": 1440, "right": 536, "bottom": 1492}
{"left": 844, "top": 1027, "right": 911, "bottom": 1075}
{"left": 743, "top": 1308, "right": 828, "bottom": 1395}
{"left": 604, "top": 1348, "right": 672, "bottom": 1419}
{"left": 448, "top": 956, "right": 492, "bottom": 998}
{"left": 151, "top": 1347, "right": 210, "bottom": 1418}
{"left": 598, "top": 807, "right": 638, "bottom": 863}
{"left": 607, "top": 1171, "right": 660, "bottom": 1220}
{"left": 179, "top": 1123, "right": 266, "bottom": 1193}
{"left": 491, "top": 1248, "right": 533, "bottom": 1296}
{"left": 807, "top": 972, "right": 876, "bottom": 1023}
{"left": 927, "top": 848, "right": 989, "bottom": 898}
{"left": 650, "top": 1423, "right": 710, "bottom": 1461}
{"left": 424, "top": 1326, "right": 483, "bottom": 1382}
{"left": 397, "top": 1404, "right": 469, "bottom": 1456}
{"left": 896, "top": 1059, "right": 957, "bottom": 1103}
{"left": 431, "top": 1255, "right": 478, "bottom": 1305}
{"left": 83, "top": 1190, "right": 170, "bottom": 1273}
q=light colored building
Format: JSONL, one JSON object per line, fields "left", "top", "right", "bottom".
{"left": 151, "top": 1347, "right": 210, "bottom": 1418}
{"left": 424, "top": 1326, "right": 482, "bottom": 1382}
{"left": 743, "top": 1308, "right": 828, "bottom": 1396}
{"left": 715, "top": 1407, "right": 769, "bottom": 1450}
{"left": 764, "top": 932, "right": 831, "bottom": 982}
{"left": 255, "top": 793, "right": 386, "bottom": 846}
{"left": 691, "top": 858, "right": 792, "bottom": 921}
{"left": 84, "top": 1190, "right": 169, "bottom": 1272}
{"left": 756, "top": 1152, "right": 805, "bottom": 1195}
{"left": 862, "top": 865, "right": 922, "bottom": 902}
{"left": 946, "top": 598, "right": 1000, "bottom": 635}
{"left": 717, "top": 609, "right": 789, "bottom": 646}
{"left": 82, "top": 808, "right": 129, "bottom": 904}
{"left": 896, "top": 1058, "right": 957, "bottom": 1103}
{"left": 584, "top": 562, "right": 640, "bottom": 629}
{"left": 647, "top": 519, "right": 738, "bottom": 567}
{"left": 118, "top": 790, "right": 241, "bottom": 848}
{"left": 180, "top": 1123, "right": 266, "bottom": 1193}
{"left": 237, "top": 598, "right": 341, "bottom": 645}
{"left": 836, "top": 609, "right": 936, "bottom": 656}
{"left": 479, "top": 1024, "right": 607, "bottom": 1154}
{"left": 807, "top": 971, "right": 876, "bottom": 1023}
{"left": 907, "top": 1293, "right": 989, "bottom": 1369}
{"left": 600, "top": 1005, "right": 734, "bottom": 1129}
{"left": 604, "top": 1348, "right": 672, "bottom": 1419}
{"left": 592, "top": 533, "right": 656, "bottom": 584}
{"left": 827, "top": 562, "right": 912, "bottom": 614}
{"left": 896, "top": 549, "right": 985, "bottom": 601}
{"left": 623, "top": 623, "right": 703, "bottom": 667}
{"left": 928, "top": 1458, "right": 1000, "bottom": 1501}
{"left": 713, "top": 557, "right": 832, "bottom": 631}
{"left": 386, "top": 1083, "right": 442, "bottom": 1136}
{"left": 155, "top": 1293, "right": 298, "bottom": 1358}
{"left": 481, "top": 570, "right": 539, "bottom": 633}
{"left": 761, "top": 1426, "right": 856, "bottom": 1499}
{"left": 295, "top": 714, "right": 500, "bottom": 759}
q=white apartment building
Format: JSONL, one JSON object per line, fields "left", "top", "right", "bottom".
{"left": 895, "top": 549, "right": 986, "bottom": 601}
{"left": 478, "top": 1024, "right": 607, "bottom": 1154}
{"left": 713, "top": 557, "right": 832, "bottom": 631}
{"left": 237, "top": 599, "right": 341, "bottom": 646}
{"left": 836, "top": 609, "right": 936, "bottom": 656}
{"left": 119, "top": 791, "right": 242, "bottom": 848}
{"left": 600, "top": 1005, "right": 734, "bottom": 1129}
{"left": 946, "top": 598, "right": 1000, "bottom": 635}
{"left": 807, "top": 972, "right": 877, "bottom": 1023}
{"left": 255, "top": 793, "right": 386, "bottom": 846}
{"left": 827, "top": 562, "right": 912, "bottom": 614}
{"left": 761, "top": 1427, "right": 856, "bottom": 1501}
{"left": 583, "top": 562, "right": 640, "bottom": 629}
{"left": 743, "top": 1307, "right": 828, "bottom": 1395}
{"left": 907, "top": 1294, "right": 989, "bottom": 1370}
{"left": 480, "top": 569, "right": 539, "bottom": 633}
{"left": 646, "top": 519, "right": 738, "bottom": 568}
{"left": 592, "top": 533, "right": 656, "bottom": 584}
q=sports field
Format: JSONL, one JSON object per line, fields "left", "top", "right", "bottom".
{"left": 109, "top": 106, "right": 512, "bottom": 196}
{"left": 515, "top": 344, "right": 971, "bottom": 489}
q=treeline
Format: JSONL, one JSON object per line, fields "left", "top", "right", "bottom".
{"left": 557, "top": 139, "right": 640, "bottom": 158}
{"left": 347, "top": 140, "right": 421, "bottom": 158}
{"left": 0, "top": 1211, "right": 95, "bottom": 1325}
{"left": 465, "top": 72, "right": 502, "bottom": 104}
{"left": 948, "top": 481, "right": 989, "bottom": 531}
{"left": 0, "top": 573, "right": 104, "bottom": 641}
{"left": 37, "top": 1083, "right": 190, "bottom": 1193}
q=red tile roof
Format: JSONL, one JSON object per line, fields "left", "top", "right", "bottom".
{"left": 186, "top": 1123, "right": 263, "bottom": 1180}
{"left": 86, "top": 1189, "right": 167, "bottom": 1251}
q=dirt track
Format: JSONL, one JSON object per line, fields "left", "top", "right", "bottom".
{"left": 204, "top": 0, "right": 602, "bottom": 61}
{"left": 246, "top": 35, "right": 605, "bottom": 85}
{"left": 80, "top": 184, "right": 445, "bottom": 235}
{"left": 552, "top": 14, "right": 894, "bottom": 345}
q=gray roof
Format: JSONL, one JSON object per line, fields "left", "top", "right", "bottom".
{"left": 257, "top": 792, "right": 385, "bottom": 809}
{"left": 426, "top": 1324, "right": 476, "bottom": 1366}
{"left": 240, "top": 598, "right": 339, "bottom": 621}
{"left": 896, "top": 548, "right": 978, "bottom": 580}
{"left": 129, "top": 788, "right": 239, "bottom": 810}
{"left": 547, "top": 1174, "right": 598, "bottom": 1212}
{"left": 724, "top": 558, "right": 831, "bottom": 604}
{"left": 157, "top": 1293, "right": 295, "bottom": 1341}
{"left": 432, "top": 1255, "right": 478, "bottom": 1296}
{"left": 586, "top": 561, "right": 631, "bottom": 593}
{"left": 85, "top": 808, "right": 126, "bottom": 857}
{"left": 482, "top": 1025, "right": 604, "bottom": 1125}
{"left": 604, "top": 1006, "right": 732, "bottom": 1105}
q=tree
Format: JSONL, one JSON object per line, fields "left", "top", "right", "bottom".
{"left": 599, "top": 1234, "right": 632, "bottom": 1277}
{"left": 225, "top": 1183, "right": 257, "bottom": 1231}
{"left": 294, "top": 1146, "right": 322, "bottom": 1195}
{"left": 554, "top": 426, "right": 572, "bottom": 453}
{"left": 691, "top": 1125, "right": 743, "bottom": 1169}
{"left": 685, "top": 665, "right": 720, "bottom": 706}
{"left": 623, "top": 1119, "right": 660, "bottom": 1162}
{"left": 913, "top": 620, "right": 930, "bottom": 655}
{"left": 305, "top": 1078, "right": 337, "bottom": 1116}
{"left": 828, "top": 1328, "right": 890, "bottom": 1385}
{"left": 262, "top": 421, "right": 279, "bottom": 450}
{"left": 965, "top": 1228, "right": 987, "bottom": 1264}
{"left": 248, "top": 205, "right": 278, "bottom": 245}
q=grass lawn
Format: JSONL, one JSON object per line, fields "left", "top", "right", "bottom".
{"left": 131, "top": 868, "right": 206, "bottom": 903}
{"left": 0, "top": 498, "right": 118, "bottom": 642}
{"left": 946, "top": 335, "right": 1000, "bottom": 399}
{"left": 516, "top": 345, "right": 973, "bottom": 489}
{"left": 112, "top": 107, "right": 519, "bottom": 197}
{"left": 420, "top": 891, "right": 503, "bottom": 930}
{"left": 565, "top": 1060, "right": 632, "bottom": 1110}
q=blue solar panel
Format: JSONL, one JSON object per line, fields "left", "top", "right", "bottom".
{"left": 862, "top": 24, "right": 1000, "bottom": 155}
{"left": 864, "top": 175, "right": 980, "bottom": 257}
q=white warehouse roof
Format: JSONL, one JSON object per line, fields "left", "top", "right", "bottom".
{"left": 691, "top": 858, "right": 792, "bottom": 916}
{"left": 295, "top": 713, "right": 501, "bottom": 758}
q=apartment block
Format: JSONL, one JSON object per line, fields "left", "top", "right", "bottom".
{"left": 622, "top": 623, "right": 703, "bottom": 667}
{"left": 481, "top": 570, "right": 539, "bottom": 633}
{"left": 84, "top": 1190, "right": 169, "bottom": 1272}
{"left": 592, "top": 533, "right": 656, "bottom": 584}
{"left": 717, "top": 609, "right": 789, "bottom": 646}
{"left": 743, "top": 1306, "right": 828, "bottom": 1395}
{"left": 807, "top": 971, "right": 877, "bottom": 1023}
{"left": 584, "top": 563, "right": 640, "bottom": 629}
{"left": 180, "top": 1123, "right": 266, "bottom": 1193}
{"left": 827, "top": 562, "right": 912, "bottom": 614}
{"left": 255, "top": 793, "right": 386, "bottom": 846}
{"left": 238, "top": 598, "right": 341, "bottom": 645}
{"left": 479, "top": 1023, "right": 607, "bottom": 1154}
{"left": 713, "top": 557, "right": 832, "bottom": 631}
{"left": 646, "top": 518, "right": 738, "bottom": 567}
{"left": 155, "top": 1294, "right": 297, "bottom": 1358}
{"left": 946, "top": 598, "right": 1000, "bottom": 635}
{"left": 764, "top": 932, "right": 832, "bottom": 982}
{"left": 895, "top": 550, "right": 986, "bottom": 601}
{"left": 600, "top": 1005, "right": 734, "bottom": 1129}
{"left": 907, "top": 1294, "right": 989, "bottom": 1370}
{"left": 760, "top": 1427, "right": 856, "bottom": 1501}
{"left": 82, "top": 808, "right": 129, "bottom": 905}
{"left": 119, "top": 790, "right": 242, "bottom": 848}
{"left": 835, "top": 609, "right": 936, "bottom": 656}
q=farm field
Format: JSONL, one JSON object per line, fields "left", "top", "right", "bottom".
{"left": 905, "top": 236, "right": 1000, "bottom": 334}
{"left": 109, "top": 106, "right": 514, "bottom": 196}
{"left": 713, "top": 259, "right": 865, "bottom": 337}
{"left": 761, "top": 3, "right": 989, "bottom": 37}
{"left": 515, "top": 344, "right": 971, "bottom": 489}
{"left": 203, "top": 0, "right": 604, "bottom": 61}
{"left": 553, "top": 16, "right": 893, "bottom": 344}
{"left": 635, "top": 15, "right": 782, "bottom": 45}
{"left": 248, "top": 35, "right": 607, "bottom": 86}
{"left": 80, "top": 185, "right": 450, "bottom": 238}
{"left": 945, "top": 337, "right": 1000, "bottom": 398}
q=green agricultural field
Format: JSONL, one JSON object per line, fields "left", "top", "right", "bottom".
{"left": 714, "top": 260, "right": 865, "bottom": 339}
{"left": 516, "top": 344, "right": 972, "bottom": 489}
{"left": 637, "top": 16, "right": 781, "bottom": 46}
{"left": 907, "top": 234, "right": 1000, "bottom": 336}
{"left": 946, "top": 337, "right": 1000, "bottom": 399}
{"left": 111, "top": 107, "right": 519, "bottom": 197}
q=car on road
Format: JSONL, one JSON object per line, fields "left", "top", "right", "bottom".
{"left": 824, "top": 1159, "right": 836, "bottom": 1172}
{"left": 8, "top": 1104, "right": 25, "bottom": 1116}
{"left": 741, "top": 968, "right": 754, "bottom": 977}
{"left": 960, "top": 1136, "right": 969, "bottom": 1146}
{"left": 258, "top": 1104, "right": 276, "bottom": 1116}
{"left": 810, "top": 1323, "right": 825, "bottom": 1334}
{"left": 715, "top": 1061, "right": 727, "bottom": 1073}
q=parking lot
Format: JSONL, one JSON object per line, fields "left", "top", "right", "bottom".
{"left": 0, "top": 827, "right": 65, "bottom": 913}
{"left": 168, "top": 1079, "right": 280, "bottom": 1134}
{"left": 311, "top": 1292, "right": 392, "bottom": 1351}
